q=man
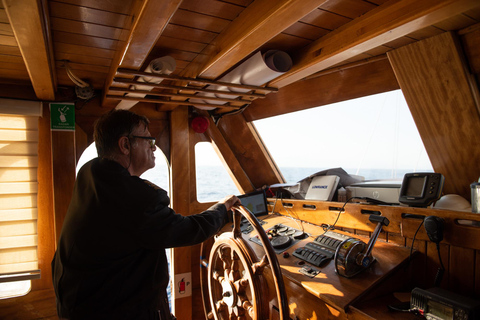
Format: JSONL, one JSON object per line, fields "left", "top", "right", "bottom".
{"left": 52, "top": 109, "right": 240, "bottom": 319}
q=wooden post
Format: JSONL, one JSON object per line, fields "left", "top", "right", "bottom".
{"left": 170, "top": 107, "right": 192, "bottom": 319}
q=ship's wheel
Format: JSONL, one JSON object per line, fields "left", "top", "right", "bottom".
{"left": 201, "top": 205, "right": 289, "bottom": 320}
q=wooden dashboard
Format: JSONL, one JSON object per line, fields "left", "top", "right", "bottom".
{"left": 234, "top": 213, "right": 417, "bottom": 319}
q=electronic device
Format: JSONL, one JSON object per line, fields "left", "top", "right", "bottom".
{"left": 399, "top": 172, "right": 444, "bottom": 207}
{"left": 410, "top": 287, "right": 480, "bottom": 320}
{"left": 424, "top": 216, "right": 444, "bottom": 243}
{"left": 305, "top": 175, "right": 340, "bottom": 201}
{"left": 238, "top": 190, "right": 268, "bottom": 217}
{"left": 249, "top": 224, "right": 307, "bottom": 254}
{"left": 346, "top": 180, "right": 402, "bottom": 204}
{"left": 293, "top": 231, "right": 352, "bottom": 267}
{"left": 334, "top": 215, "right": 389, "bottom": 277}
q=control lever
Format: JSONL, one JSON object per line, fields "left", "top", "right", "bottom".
{"left": 334, "top": 215, "right": 390, "bottom": 277}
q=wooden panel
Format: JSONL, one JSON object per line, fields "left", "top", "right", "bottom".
{"left": 0, "top": 44, "right": 20, "bottom": 55}
{"left": 273, "top": 0, "right": 480, "bottom": 89}
{"left": 53, "top": 30, "right": 119, "bottom": 50}
{"left": 3, "top": 0, "right": 56, "bottom": 100}
{"left": 50, "top": 17, "right": 124, "bottom": 40}
{"left": 49, "top": 1, "right": 129, "bottom": 28}
{"left": 0, "top": 34, "right": 17, "bottom": 47}
{"left": 55, "top": 61, "right": 109, "bottom": 75}
{"left": 162, "top": 24, "right": 217, "bottom": 44}
{"left": 0, "top": 288, "right": 56, "bottom": 319}
{"left": 54, "top": 52, "right": 112, "bottom": 67}
{"left": 460, "top": 24, "right": 480, "bottom": 74}
{"left": 387, "top": 31, "right": 480, "bottom": 200}
{"left": 244, "top": 56, "right": 399, "bottom": 121}
{"left": 448, "top": 245, "right": 476, "bottom": 295}
{"left": 51, "top": 130, "right": 76, "bottom": 242}
{"left": 54, "top": 42, "right": 116, "bottom": 59}
{"left": 300, "top": 8, "right": 351, "bottom": 31}
{"left": 169, "top": 9, "right": 230, "bottom": 33}
{"left": 54, "top": 0, "right": 133, "bottom": 15}
{"left": 197, "top": 0, "right": 327, "bottom": 79}
{"left": 318, "top": 0, "right": 377, "bottom": 19}
{"left": 434, "top": 12, "right": 478, "bottom": 30}
{"left": 179, "top": 0, "right": 244, "bottom": 21}
{"left": 283, "top": 21, "right": 329, "bottom": 40}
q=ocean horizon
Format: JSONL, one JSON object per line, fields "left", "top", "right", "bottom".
{"left": 194, "top": 166, "right": 432, "bottom": 203}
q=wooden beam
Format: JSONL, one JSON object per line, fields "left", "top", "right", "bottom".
{"left": 387, "top": 31, "right": 480, "bottom": 200}
{"left": 169, "top": 107, "right": 192, "bottom": 319}
{"left": 2, "top": 0, "right": 56, "bottom": 100}
{"left": 102, "top": 0, "right": 182, "bottom": 107}
{"left": 199, "top": 111, "right": 254, "bottom": 193}
{"left": 272, "top": 0, "right": 480, "bottom": 89}
{"left": 216, "top": 113, "right": 284, "bottom": 188}
{"left": 190, "top": 0, "right": 328, "bottom": 79}
{"left": 244, "top": 56, "right": 399, "bottom": 121}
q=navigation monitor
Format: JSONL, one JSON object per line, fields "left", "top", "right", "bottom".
{"left": 238, "top": 190, "right": 268, "bottom": 217}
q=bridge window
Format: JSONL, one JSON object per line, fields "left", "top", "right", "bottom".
{"left": 76, "top": 143, "right": 170, "bottom": 191}
{"left": 195, "top": 142, "right": 239, "bottom": 202}
{"left": 253, "top": 90, "right": 433, "bottom": 182}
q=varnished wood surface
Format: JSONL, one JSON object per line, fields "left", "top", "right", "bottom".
{"left": 236, "top": 214, "right": 412, "bottom": 312}
{"left": 3, "top": 0, "right": 56, "bottom": 100}
{"left": 269, "top": 198, "right": 480, "bottom": 297}
{"left": 388, "top": 31, "right": 480, "bottom": 200}
{"left": 35, "top": 104, "right": 56, "bottom": 291}
{"left": 0, "top": 288, "right": 57, "bottom": 320}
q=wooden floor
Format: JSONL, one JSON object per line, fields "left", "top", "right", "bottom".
{"left": 0, "top": 288, "right": 57, "bottom": 320}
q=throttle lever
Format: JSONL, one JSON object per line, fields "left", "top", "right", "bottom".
{"left": 356, "top": 215, "right": 390, "bottom": 268}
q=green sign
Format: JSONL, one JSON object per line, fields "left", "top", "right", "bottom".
{"left": 50, "top": 103, "right": 75, "bottom": 131}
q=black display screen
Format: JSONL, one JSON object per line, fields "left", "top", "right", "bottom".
{"left": 405, "top": 176, "right": 427, "bottom": 197}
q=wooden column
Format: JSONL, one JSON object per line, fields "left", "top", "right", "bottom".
{"left": 387, "top": 31, "right": 480, "bottom": 200}
{"left": 33, "top": 103, "right": 56, "bottom": 290}
{"left": 51, "top": 124, "right": 76, "bottom": 242}
{"left": 170, "top": 107, "right": 192, "bottom": 319}
{"left": 217, "top": 113, "right": 284, "bottom": 189}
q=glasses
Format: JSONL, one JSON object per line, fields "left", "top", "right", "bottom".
{"left": 131, "top": 135, "right": 156, "bottom": 148}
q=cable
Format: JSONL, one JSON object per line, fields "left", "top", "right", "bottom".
{"left": 434, "top": 242, "right": 445, "bottom": 287}
{"left": 63, "top": 61, "right": 89, "bottom": 88}
{"left": 404, "top": 218, "right": 424, "bottom": 271}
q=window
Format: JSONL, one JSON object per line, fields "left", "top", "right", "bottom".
{"left": 0, "top": 100, "right": 42, "bottom": 299}
{"left": 76, "top": 143, "right": 170, "bottom": 191}
{"left": 195, "top": 142, "right": 239, "bottom": 202}
{"left": 253, "top": 90, "right": 433, "bottom": 183}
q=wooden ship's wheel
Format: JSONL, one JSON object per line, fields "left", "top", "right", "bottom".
{"left": 201, "top": 205, "right": 289, "bottom": 320}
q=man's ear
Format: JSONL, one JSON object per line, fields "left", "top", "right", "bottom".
{"left": 118, "top": 136, "right": 130, "bottom": 155}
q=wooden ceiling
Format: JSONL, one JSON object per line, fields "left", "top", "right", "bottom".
{"left": 0, "top": 0, "right": 479, "bottom": 111}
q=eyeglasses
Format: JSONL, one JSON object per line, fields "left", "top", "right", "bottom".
{"left": 131, "top": 135, "right": 156, "bottom": 148}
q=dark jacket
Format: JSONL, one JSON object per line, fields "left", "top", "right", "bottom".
{"left": 52, "top": 158, "right": 228, "bottom": 319}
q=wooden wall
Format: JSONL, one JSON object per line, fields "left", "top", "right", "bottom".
{"left": 388, "top": 31, "right": 480, "bottom": 201}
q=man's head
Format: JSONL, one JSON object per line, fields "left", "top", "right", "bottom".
{"left": 94, "top": 110, "right": 156, "bottom": 176}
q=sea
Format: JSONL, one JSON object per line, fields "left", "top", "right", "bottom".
{"left": 194, "top": 166, "right": 431, "bottom": 202}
